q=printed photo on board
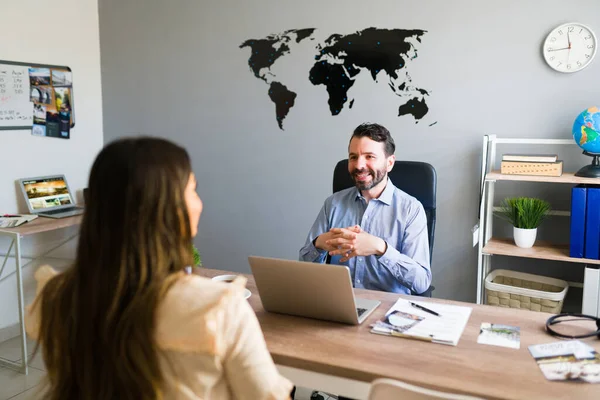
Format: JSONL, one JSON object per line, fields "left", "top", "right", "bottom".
{"left": 54, "top": 87, "right": 71, "bottom": 112}
{"left": 32, "top": 124, "right": 46, "bottom": 137}
{"left": 29, "top": 68, "right": 51, "bottom": 86}
{"left": 51, "top": 69, "right": 72, "bottom": 87}
{"left": 30, "top": 86, "right": 54, "bottom": 105}
{"left": 33, "top": 104, "right": 46, "bottom": 124}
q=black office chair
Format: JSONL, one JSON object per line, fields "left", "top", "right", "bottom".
{"left": 331, "top": 159, "right": 437, "bottom": 297}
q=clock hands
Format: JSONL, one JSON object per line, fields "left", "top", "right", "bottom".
{"left": 548, "top": 47, "right": 570, "bottom": 52}
{"left": 567, "top": 31, "right": 572, "bottom": 65}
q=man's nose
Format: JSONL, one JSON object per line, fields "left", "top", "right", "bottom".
{"left": 355, "top": 157, "right": 366, "bottom": 169}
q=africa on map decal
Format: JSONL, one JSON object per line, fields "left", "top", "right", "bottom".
{"left": 240, "top": 27, "right": 431, "bottom": 130}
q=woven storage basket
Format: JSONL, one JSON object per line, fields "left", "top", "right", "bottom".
{"left": 484, "top": 269, "right": 568, "bottom": 313}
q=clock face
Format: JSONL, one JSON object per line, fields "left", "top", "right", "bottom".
{"left": 543, "top": 23, "right": 597, "bottom": 73}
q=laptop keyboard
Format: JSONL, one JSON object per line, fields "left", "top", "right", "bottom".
{"left": 42, "top": 207, "right": 76, "bottom": 215}
{"left": 357, "top": 307, "right": 367, "bottom": 317}
{"left": 42, "top": 207, "right": 82, "bottom": 216}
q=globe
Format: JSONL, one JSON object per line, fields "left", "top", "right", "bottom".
{"left": 573, "top": 106, "right": 600, "bottom": 154}
{"left": 573, "top": 106, "right": 600, "bottom": 177}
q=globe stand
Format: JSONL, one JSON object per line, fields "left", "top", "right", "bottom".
{"left": 575, "top": 151, "right": 600, "bottom": 178}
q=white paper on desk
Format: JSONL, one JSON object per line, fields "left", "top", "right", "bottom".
{"left": 371, "top": 298, "right": 472, "bottom": 346}
{"left": 477, "top": 322, "right": 520, "bottom": 349}
{"left": 0, "top": 214, "right": 37, "bottom": 228}
{"left": 529, "top": 340, "right": 596, "bottom": 360}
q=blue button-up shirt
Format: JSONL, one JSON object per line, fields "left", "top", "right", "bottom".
{"left": 299, "top": 179, "right": 431, "bottom": 294}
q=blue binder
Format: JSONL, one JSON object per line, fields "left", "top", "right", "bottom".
{"left": 570, "top": 185, "right": 587, "bottom": 258}
{"left": 585, "top": 187, "right": 600, "bottom": 260}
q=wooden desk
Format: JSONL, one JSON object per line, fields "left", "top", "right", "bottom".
{"left": 0, "top": 215, "right": 82, "bottom": 374}
{"left": 2, "top": 215, "right": 82, "bottom": 237}
{"left": 195, "top": 268, "right": 600, "bottom": 400}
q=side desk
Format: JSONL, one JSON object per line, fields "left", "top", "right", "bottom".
{"left": 0, "top": 216, "right": 82, "bottom": 374}
{"left": 195, "top": 267, "right": 600, "bottom": 400}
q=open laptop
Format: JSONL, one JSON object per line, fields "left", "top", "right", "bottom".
{"left": 248, "top": 256, "right": 380, "bottom": 325}
{"left": 18, "top": 175, "right": 84, "bottom": 219}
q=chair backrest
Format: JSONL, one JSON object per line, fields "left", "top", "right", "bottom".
{"left": 368, "top": 378, "right": 485, "bottom": 400}
{"left": 332, "top": 159, "right": 437, "bottom": 260}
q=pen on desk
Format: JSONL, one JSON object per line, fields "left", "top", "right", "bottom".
{"left": 410, "top": 301, "right": 441, "bottom": 317}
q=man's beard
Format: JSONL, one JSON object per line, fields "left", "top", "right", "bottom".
{"left": 351, "top": 167, "right": 387, "bottom": 191}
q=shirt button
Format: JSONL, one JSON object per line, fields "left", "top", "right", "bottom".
{"left": 357, "top": 279, "right": 361, "bottom": 284}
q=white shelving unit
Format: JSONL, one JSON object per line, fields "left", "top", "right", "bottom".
{"left": 476, "top": 135, "right": 600, "bottom": 316}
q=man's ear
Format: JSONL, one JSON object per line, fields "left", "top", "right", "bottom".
{"left": 387, "top": 155, "right": 396, "bottom": 172}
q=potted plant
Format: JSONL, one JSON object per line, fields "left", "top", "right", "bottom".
{"left": 185, "top": 245, "right": 202, "bottom": 274}
{"left": 498, "top": 197, "right": 551, "bottom": 248}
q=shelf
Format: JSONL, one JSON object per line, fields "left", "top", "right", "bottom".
{"left": 478, "top": 136, "right": 600, "bottom": 310}
{"left": 485, "top": 171, "right": 600, "bottom": 185}
{"left": 482, "top": 238, "right": 600, "bottom": 265}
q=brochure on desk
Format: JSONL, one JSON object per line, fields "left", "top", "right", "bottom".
{"left": 370, "top": 298, "right": 472, "bottom": 346}
{"left": 528, "top": 340, "right": 600, "bottom": 383}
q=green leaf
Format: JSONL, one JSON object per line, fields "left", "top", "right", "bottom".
{"left": 496, "top": 197, "right": 551, "bottom": 229}
{"left": 192, "top": 244, "right": 202, "bottom": 266}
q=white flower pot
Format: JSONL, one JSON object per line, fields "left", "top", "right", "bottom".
{"left": 513, "top": 227, "right": 537, "bottom": 248}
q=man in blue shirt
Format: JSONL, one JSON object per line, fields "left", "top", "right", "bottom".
{"left": 299, "top": 123, "right": 431, "bottom": 295}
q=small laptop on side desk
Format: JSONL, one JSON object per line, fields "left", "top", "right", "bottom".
{"left": 248, "top": 256, "right": 380, "bottom": 325}
{"left": 18, "top": 175, "right": 84, "bottom": 219}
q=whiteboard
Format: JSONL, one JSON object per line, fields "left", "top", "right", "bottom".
{"left": 0, "top": 63, "right": 33, "bottom": 129}
{"left": 0, "top": 60, "right": 75, "bottom": 132}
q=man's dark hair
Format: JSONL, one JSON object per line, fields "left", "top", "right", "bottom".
{"left": 350, "top": 123, "right": 395, "bottom": 157}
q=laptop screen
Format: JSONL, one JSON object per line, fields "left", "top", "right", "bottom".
{"left": 21, "top": 176, "right": 74, "bottom": 211}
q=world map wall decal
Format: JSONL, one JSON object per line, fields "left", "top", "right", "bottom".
{"left": 240, "top": 28, "right": 431, "bottom": 130}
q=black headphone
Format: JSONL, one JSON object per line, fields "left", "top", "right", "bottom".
{"left": 546, "top": 313, "right": 600, "bottom": 339}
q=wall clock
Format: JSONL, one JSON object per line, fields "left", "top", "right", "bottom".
{"left": 543, "top": 22, "right": 597, "bottom": 73}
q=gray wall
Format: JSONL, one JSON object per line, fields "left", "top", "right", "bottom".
{"left": 99, "top": 0, "right": 600, "bottom": 302}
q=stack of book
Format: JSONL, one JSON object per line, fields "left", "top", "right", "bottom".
{"left": 570, "top": 185, "right": 600, "bottom": 259}
{"left": 500, "top": 154, "right": 563, "bottom": 177}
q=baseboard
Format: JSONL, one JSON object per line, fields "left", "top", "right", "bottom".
{"left": 0, "top": 323, "right": 20, "bottom": 343}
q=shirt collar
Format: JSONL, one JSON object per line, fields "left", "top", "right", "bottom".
{"left": 354, "top": 177, "right": 395, "bottom": 205}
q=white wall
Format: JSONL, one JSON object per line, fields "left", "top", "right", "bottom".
{"left": 0, "top": 0, "right": 104, "bottom": 331}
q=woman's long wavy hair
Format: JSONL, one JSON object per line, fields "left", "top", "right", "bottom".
{"left": 36, "top": 137, "right": 194, "bottom": 400}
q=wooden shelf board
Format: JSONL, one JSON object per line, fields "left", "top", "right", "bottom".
{"left": 482, "top": 237, "right": 600, "bottom": 265}
{"left": 486, "top": 171, "right": 600, "bottom": 185}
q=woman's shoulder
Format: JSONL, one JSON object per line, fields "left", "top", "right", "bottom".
{"left": 155, "top": 273, "right": 248, "bottom": 355}
{"left": 33, "top": 265, "right": 59, "bottom": 290}
{"left": 159, "top": 273, "right": 247, "bottom": 315}
{"left": 25, "top": 265, "right": 60, "bottom": 339}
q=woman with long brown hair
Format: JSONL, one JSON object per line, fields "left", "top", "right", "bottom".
{"left": 25, "top": 137, "right": 292, "bottom": 400}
